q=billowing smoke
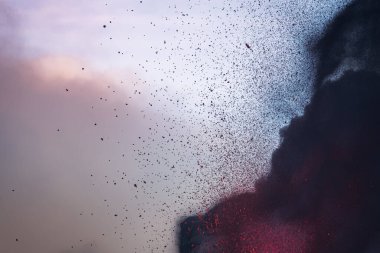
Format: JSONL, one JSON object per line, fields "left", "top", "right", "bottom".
{"left": 315, "top": 0, "right": 380, "bottom": 85}
{"left": 179, "top": 0, "right": 380, "bottom": 252}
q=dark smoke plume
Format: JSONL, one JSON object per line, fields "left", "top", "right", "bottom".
{"left": 315, "top": 0, "right": 380, "bottom": 86}
{"left": 179, "top": 0, "right": 380, "bottom": 252}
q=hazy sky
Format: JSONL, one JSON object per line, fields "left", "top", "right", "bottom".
{"left": 0, "top": 1, "right": 351, "bottom": 252}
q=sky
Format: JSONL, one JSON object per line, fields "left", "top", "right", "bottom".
{"left": 0, "top": 0, "right": 351, "bottom": 252}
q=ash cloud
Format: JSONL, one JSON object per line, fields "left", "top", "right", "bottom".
{"left": 314, "top": 0, "right": 380, "bottom": 86}
{"left": 179, "top": 0, "right": 380, "bottom": 252}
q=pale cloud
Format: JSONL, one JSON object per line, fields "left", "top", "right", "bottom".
{"left": 33, "top": 56, "right": 103, "bottom": 82}
{"left": 0, "top": 5, "right": 152, "bottom": 252}
{"left": 0, "top": 46, "right": 141, "bottom": 253}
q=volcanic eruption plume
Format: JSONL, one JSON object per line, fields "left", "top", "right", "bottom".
{"left": 179, "top": 0, "right": 380, "bottom": 252}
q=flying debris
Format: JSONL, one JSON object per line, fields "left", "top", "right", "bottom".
{"left": 179, "top": 0, "right": 380, "bottom": 252}
{"left": 245, "top": 43, "right": 252, "bottom": 51}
